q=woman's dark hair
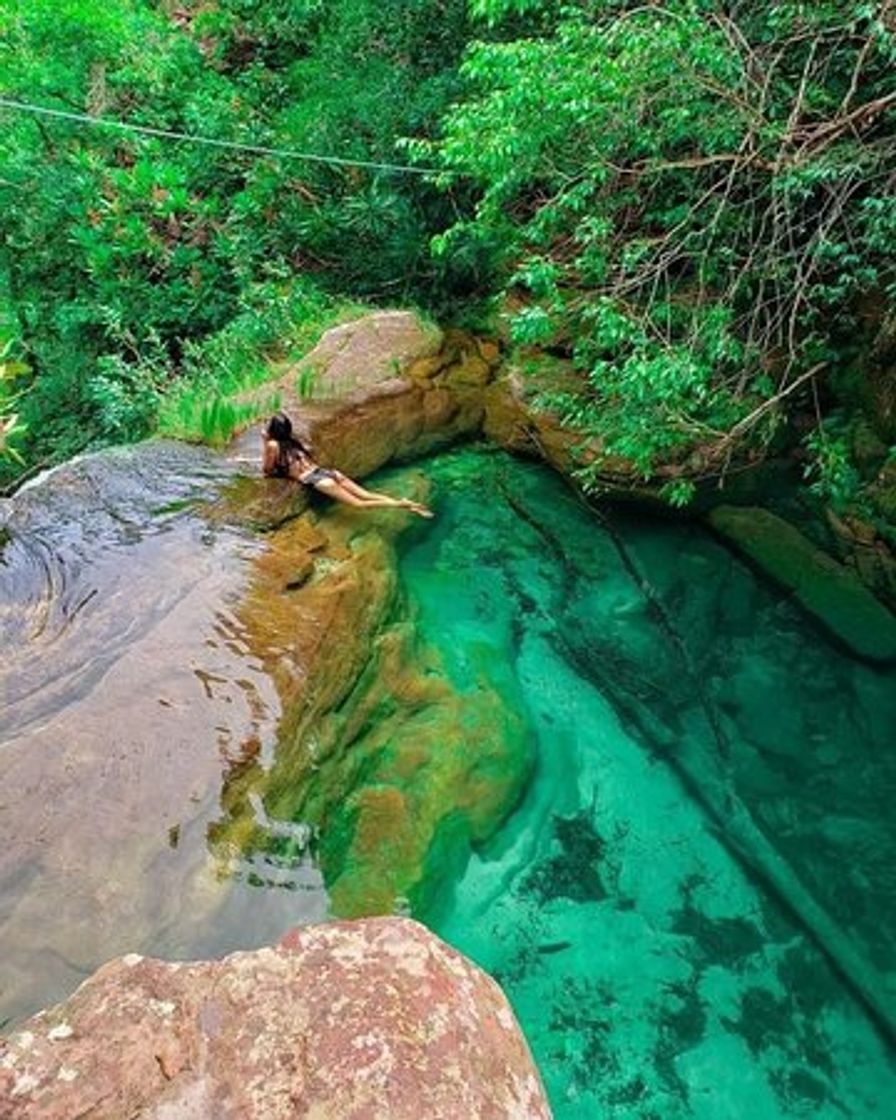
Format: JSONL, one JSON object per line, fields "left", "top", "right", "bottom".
{"left": 266, "top": 412, "right": 310, "bottom": 472}
{"left": 266, "top": 412, "right": 293, "bottom": 443}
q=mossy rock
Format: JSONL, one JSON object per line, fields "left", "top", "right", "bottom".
{"left": 869, "top": 460, "right": 896, "bottom": 526}
{"left": 208, "top": 473, "right": 310, "bottom": 531}
{"left": 316, "top": 624, "right": 533, "bottom": 919}
{"left": 212, "top": 485, "right": 534, "bottom": 919}
{"left": 708, "top": 505, "right": 896, "bottom": 663}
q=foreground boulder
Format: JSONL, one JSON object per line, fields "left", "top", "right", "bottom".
{"left": 0, "top": 917, "right": 552, "bottom": 1119}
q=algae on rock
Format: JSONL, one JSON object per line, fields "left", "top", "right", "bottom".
{"left": 209, "top": 475, "right": 534, "bottom": 918}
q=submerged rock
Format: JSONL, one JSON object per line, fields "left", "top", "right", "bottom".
{"left": 0, "top": 917, "right": 551, "bottom": 1119}
{"left": 708, "top": 505, "right": 896, "bottom": 662}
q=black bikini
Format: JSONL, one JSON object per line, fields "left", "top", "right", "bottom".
{"left": 269, "top": 438, "right": 338, "bottom": 487}
{"left": 299, "top": 466, "right": 338, "bottom": 486}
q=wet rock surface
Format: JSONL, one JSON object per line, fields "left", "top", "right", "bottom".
{"left": 0, "top": 444, "right": 322, "bottom": 1025}
{"left": 0, "top": 917, "right": 551, "bottom": 1120}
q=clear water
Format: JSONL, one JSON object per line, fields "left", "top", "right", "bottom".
{"left": 395, "top": 448, "right": 896, "bottom": 1119}
{"left": 0, "top": 443, "right": 326, "bottom": 1024}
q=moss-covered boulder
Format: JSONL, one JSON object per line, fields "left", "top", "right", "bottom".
{"left": 316, "top": 621, "right": 531, "bottom": 917}
{"left": 210, "top": 482, "right": 533, "bottom": 917}
{"left": 709, "top": 505, "right": 896, "bottom": 662}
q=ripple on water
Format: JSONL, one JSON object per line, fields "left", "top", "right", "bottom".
{"left": 0, "top": 440, "right": 326, "bottom": 1024}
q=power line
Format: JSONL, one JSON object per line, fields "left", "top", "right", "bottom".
{"left": 0, "top": 95, "right": 441, "bottom": 176}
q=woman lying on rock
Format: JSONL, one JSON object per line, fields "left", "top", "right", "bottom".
{"left": 262, "top": 412, "right": 434, "bottom": 518}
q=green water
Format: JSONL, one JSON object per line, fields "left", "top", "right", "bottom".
{"left": 395, "top": 448, "right": 896, "bottom": 1119}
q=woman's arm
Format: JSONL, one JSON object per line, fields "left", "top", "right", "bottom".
{"left": 261, "top": 437, "right": 280, "bottom": 477}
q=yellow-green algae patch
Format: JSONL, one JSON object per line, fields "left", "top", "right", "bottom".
{"left": 209, "top": 472, "right": 533, "bottom": 917}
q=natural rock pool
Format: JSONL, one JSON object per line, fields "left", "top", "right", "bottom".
{"left": 2, "top": 442, "right": 895, "bottom": 1118}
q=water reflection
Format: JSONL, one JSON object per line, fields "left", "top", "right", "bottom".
{"left": 0, "top": 442, "right": 326, "bottom": 1024}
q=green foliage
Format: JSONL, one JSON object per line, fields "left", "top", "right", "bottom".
{"left": 803, "top": 421, "right": 864, "bottom": 512}
{"left": 0, "top": 339, "right": 28, "bottom": 466}
{"left": 0, "top": 0, "right": 473, "bottom": 479}
{"left": 157, "top": 277, "right": 363, "bottom": 445}
{"left": 86, "top": 347, "right": 166, "bottom": 444}
{"left": 659, "top": 479, "right": 698, "bottom": 509}
{"left": 415, "top": 0, "right": 896, "bottom": 499}
{"left": 296, "top": 366, "right": 319, "bottom": 401}
{"left": 2, "top": 0, "right": 894, "bottom": 526}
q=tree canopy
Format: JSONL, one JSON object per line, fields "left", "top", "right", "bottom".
{"left": 0, "top": 0, "right": 472, "bottom": 476}
{"left": 414, "top": 0, "right": 896, "bottom": 505}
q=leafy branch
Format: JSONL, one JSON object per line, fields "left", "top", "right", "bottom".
{"left": 413, "top": 0, "right": 896, "bottom": 495}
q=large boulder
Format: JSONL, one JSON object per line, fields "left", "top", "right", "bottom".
{"left": 291, "top": 309, "right": 444, "bottom": 398}
{"left": 0, "top": 917, "right": 551, "bottom": 1119}
{"left": 241, "top": 311, "right": 502, "bottom": 486}
{"left": 482, "top": 363, "right": 666, "bottom": 505}
{"left": 482, "top": 363, "right": 585, "bottom": 476}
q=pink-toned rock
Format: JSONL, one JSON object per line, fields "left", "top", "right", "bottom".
{"left": 0, "top": 917, "right": 552, "bottom": 1120}
{"left": 293, "top": 310, "right": 444, "bottom": 399}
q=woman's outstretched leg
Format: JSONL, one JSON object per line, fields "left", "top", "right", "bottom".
{"left": 327, "top": 474, "right": 433, "bottom": 517}
{"left": 331, "top": 472, "right": 387, "bottom": 501}
{"left": 316, "top": 479, "right": 433, "bottom": 517}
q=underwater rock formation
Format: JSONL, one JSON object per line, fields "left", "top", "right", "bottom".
{"left": 709, "top": 505, "right": 896, "bottom": 662}
{"left": 0, "top": 917, "right": 551, "bottom": 1120}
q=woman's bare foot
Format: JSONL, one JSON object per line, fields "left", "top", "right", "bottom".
{"left": 403, "top": 500, "right": 434, "bottom": 518}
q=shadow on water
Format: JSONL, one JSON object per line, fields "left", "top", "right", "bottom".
{"left": 0, "top": 441, "right": 326, "bottom": 1024}
{"left": 395, "top": 448, "right": 896, "bottom": 1120}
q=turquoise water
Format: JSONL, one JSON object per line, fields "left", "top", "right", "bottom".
{"left": 396, "top": 449, "right": 896, "bottom": 1119}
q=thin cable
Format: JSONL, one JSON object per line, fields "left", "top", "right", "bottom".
{"left": 0, "top": 96, "right": 441, "bottom": 176}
